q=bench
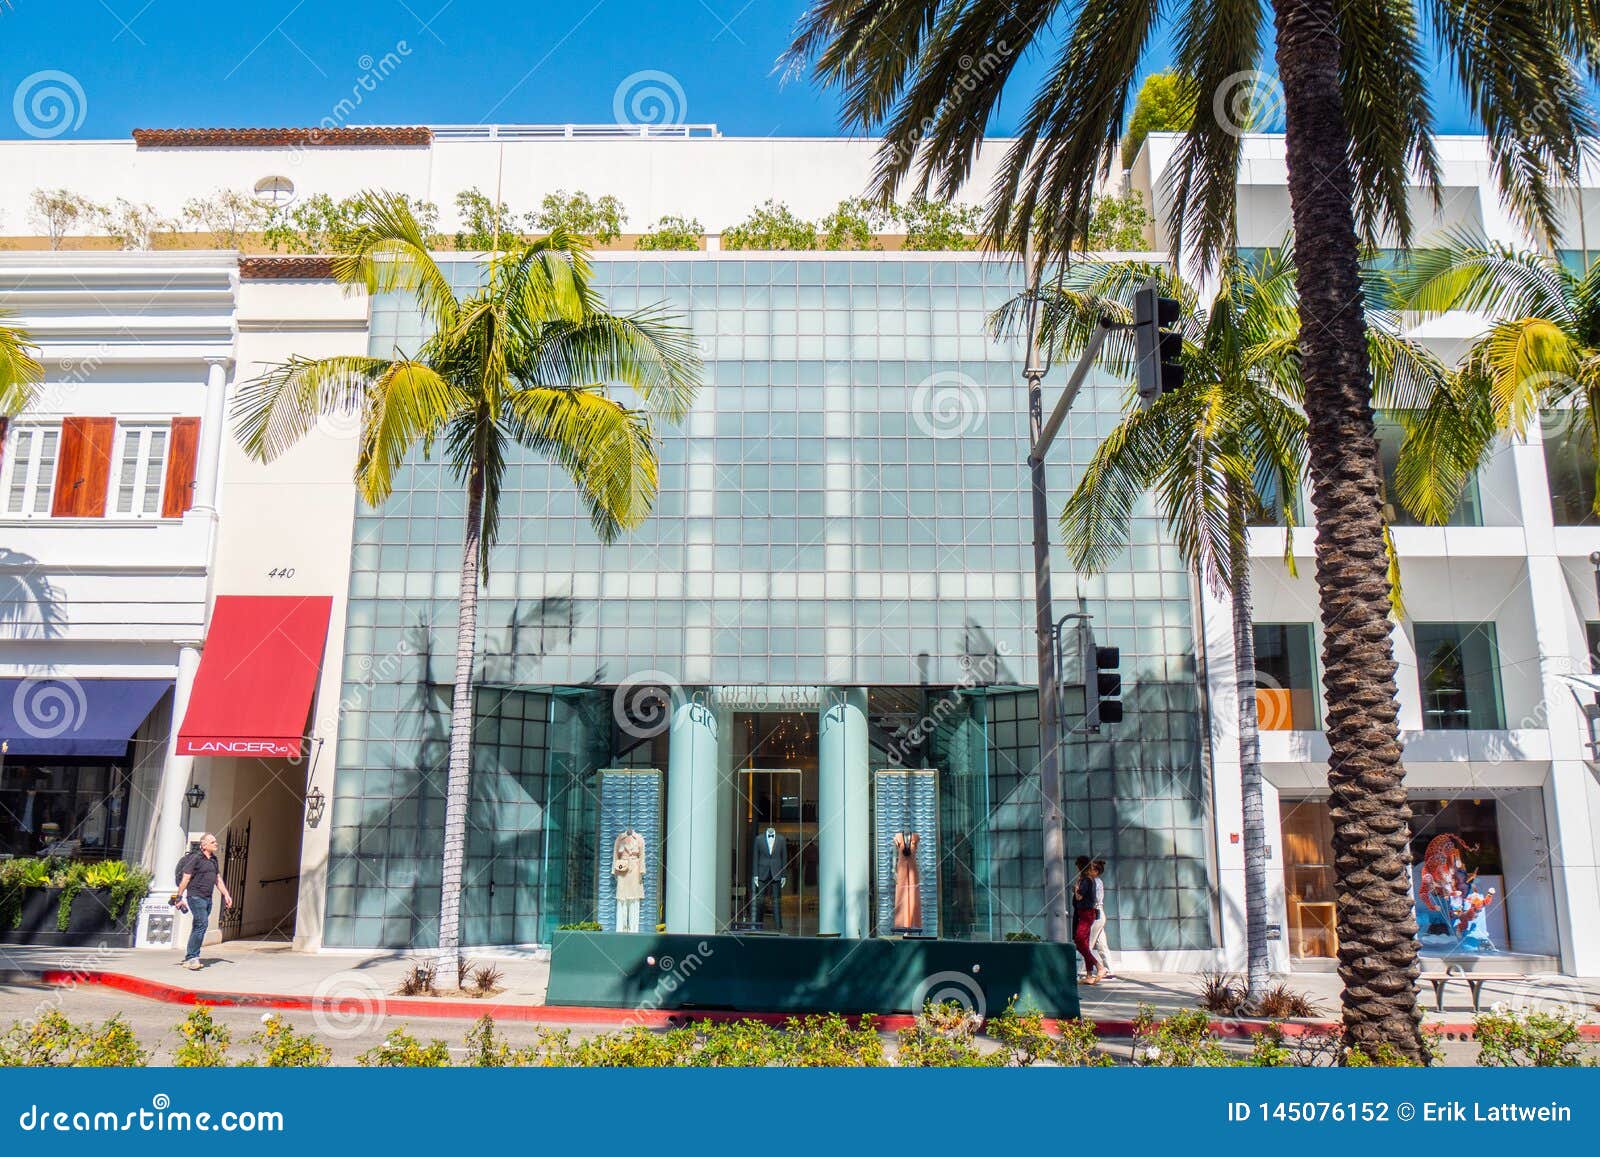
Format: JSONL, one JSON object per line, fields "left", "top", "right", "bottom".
{"left": 1417, "top": 972, "right": 1525, "bottom": 1014}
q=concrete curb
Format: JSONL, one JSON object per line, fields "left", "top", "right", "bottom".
{"left": 8, "top": 967, "right": 1600, "bottom": 1040}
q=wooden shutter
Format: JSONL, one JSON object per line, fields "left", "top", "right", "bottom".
{"left": 50, "top": 417, "right": 116, "bottom": 517}
{"left": 161, "top": 417, "right": 201, "bottom": 518}
{"left": 0, "top": 417, "right": 8, "bottom": 475}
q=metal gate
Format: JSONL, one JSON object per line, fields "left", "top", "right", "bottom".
{"left": 219, "top": 820, "right": 249, "bottom": 938}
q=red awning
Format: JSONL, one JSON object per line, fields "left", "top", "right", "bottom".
{"left": 178, "top": 595, "right": 333, "bottom": 758}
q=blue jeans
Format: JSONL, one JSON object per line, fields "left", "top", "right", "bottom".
{"left": 184, "top": 896, "right": 212, "bottom": 961}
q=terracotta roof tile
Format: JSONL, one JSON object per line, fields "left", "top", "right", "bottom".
{"left": 238, "top": 256, "right": 339, "bottom": 280}
{"left": 133, "top": 127, "right": 431, "bottom": 148}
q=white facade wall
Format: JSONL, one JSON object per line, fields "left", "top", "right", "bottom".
{"left": 0, "top": 251, "right": 234, "bottom": 889}
{"left": 1140, "top": 132, "right": 1600, "bottom": 975}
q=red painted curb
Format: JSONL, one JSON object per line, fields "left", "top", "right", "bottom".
{"left": 28, "top": 969, "right": 1600, "bottom": 1040}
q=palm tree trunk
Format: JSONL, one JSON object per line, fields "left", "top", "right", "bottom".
{"left": 437, "top": 454, "right": 485, "bottom": 972}
{"left": 1272, "top": 0, "right": 1425, "bottom": 1060}
{"left": 1229, "top": 500, "right": 1270, "bottom": 1004}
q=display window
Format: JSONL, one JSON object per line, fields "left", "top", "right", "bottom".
{"left": 0, "top": 761, "right": 133, "bottom": 859}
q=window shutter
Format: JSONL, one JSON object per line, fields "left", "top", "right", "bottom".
{"left": 51, "top": 417, "right": 116, "bottom": 517}
{"left": 162, "top": 417, "right": 201, "bottom": 518}
{"left": 0, "top": 417, "right": 8, "bottom": 475}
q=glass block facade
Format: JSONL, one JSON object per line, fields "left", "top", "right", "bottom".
{"left": 325, "top": 254, "right": 1211, "bottom": 951}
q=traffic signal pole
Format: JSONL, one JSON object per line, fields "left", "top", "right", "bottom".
{"left": 1027, "top": 305, "right": 1120, "bottom": 944}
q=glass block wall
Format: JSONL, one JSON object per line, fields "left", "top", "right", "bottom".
{"left": 327, "top": 254, "right": 1211, "bottom": 951}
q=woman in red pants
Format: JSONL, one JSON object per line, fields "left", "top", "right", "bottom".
{"left": 1072, "top": 859, "right": 1102, "bottom": 984}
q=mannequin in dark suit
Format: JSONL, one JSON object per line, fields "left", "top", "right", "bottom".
{"left": 750, "top": 826, "right": 788, "bottom": 930}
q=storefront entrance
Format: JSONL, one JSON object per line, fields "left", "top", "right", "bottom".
{"left": 1280, "top": 790, "right": 1560, "bottom": 966}
{"left": 729, "top": 713, "right": 819, "bottom": 936}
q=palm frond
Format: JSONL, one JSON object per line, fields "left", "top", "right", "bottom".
{"left": 501, "top": 385, "right": 659, "bottom": 543}
{"left": 518, "top": 306, "right": 702, "bottom": 423}
{"left": 354, "top": 361, "right": 470, "bottom": 507}
{"left": 231, "top": 354, "right": 393, "bottom": 462}
{"left": 0, "top": 316, "right": 43, "bottom": 417}
{"left": 1395, "top": 227, "right": 1576, "bottom": 322}
{"left": 330, "top": 190, "right": 460, "bottom": 330}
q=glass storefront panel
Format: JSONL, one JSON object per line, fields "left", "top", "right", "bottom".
{"left": 331, "top": 255, "right": 1211, "bottom": 949}
{"left": 729, "top": 713, "right": 819, "bottom": 936}
{"left": 0, "top": 762, "right": 133, "bottom": 860}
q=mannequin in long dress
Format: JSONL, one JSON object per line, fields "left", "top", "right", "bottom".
{"left": 892, "top": 831, "right": 922, "bottom": 932}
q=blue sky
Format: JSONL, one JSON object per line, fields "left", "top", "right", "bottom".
{"left": 2, "top": 0, "right": 1480, "bottom": 141}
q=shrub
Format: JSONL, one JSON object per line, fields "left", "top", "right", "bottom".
{"left": 472, "top": 963, "right": 505, "bottom": 994}
{"left": 1082, "top": 189, "right": 1153, "bottom": 251}
{"left": 1475, "top": 1008, "right": 1594, "bottom": 1067}
{"left": 1003, "top": 930, "right": 1041, "bottom": 942}
{"left": 723, "top": 200, "right": 816, "bottom": 251}
{"left": 182, "top": 189, "right": 270, "bottom": 248}
{"left": 29, "top": 188, "right": 97, "bottom": 249}
{"left": 453, "top": 188, "right": 521, "bottom": 250}
{"left": 1196, "top": 971, "right": 1245, "bottom": 1015}
{"left": 97, "top": 199, "right": 169, "bottom": 251}
{"left": 634, "top": 215, "right": 702, "bottom": 251}
{"left": 1254, "top": 982, "right": 1321, "bottom": 1020}
{"left": 0, "top": 1010, "right": 147, "bottom": 1067}
{"left": 357, "top": 1026, "right": 452, "bottom": 1067}
{"left": 897, "top": 197, "right": 981, "bottom": 251}
{"left": 264, "top": 192, "right": 440, "bottom": 253}
{"left": 894, "top": 1000, "right": 999, "bottom": 1068}
{"left": 985, "top": 999, "right": 1114, "bottom": 1067}
{"left": 462, "top": 1015, "right": 522, "bottom": 1067}
{"left": 772, "top": 1014, "right": 887, "bottom": 1067}
{"left": 1131, "top": 1005, "right": 1232, "bottom": 1067}
{"left": 529, "top": 190, "right": 627, "bottom": 245}
{"left": 818, "top": 197, "right": 887, "bottom": 251}
{"left": 1242, "top": 1024, "right": 1295, "bottom": 1067}
{"left": 172, "top": 1006, "right": 231, "bottom": 1067}
{"left": 1343, "top": 1041, "right": 1426, "bottom": 1067}
{"left": 397, "top": 963, "right": 438, "bottom": 996}
{"left": 555, "top": 921, "right": 602, "bottom": 932}
{"left": 240, "top": 1014, "right": 331, "bottom": 1067}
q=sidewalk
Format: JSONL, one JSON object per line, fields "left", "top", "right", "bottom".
{"left": 3, "top": 940, "right": 1597, "bottom": 1028}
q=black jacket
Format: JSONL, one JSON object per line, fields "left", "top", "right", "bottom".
{"left": 751, "top": 829, "right": 788, "bottom": 883}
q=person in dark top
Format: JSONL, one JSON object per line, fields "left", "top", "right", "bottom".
{"left": 176, "top": 833, "right": 232, "bottom": 970}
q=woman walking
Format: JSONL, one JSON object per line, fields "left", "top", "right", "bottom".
{"left": 1089, "top": 859, "right": 1113, "bottom": 980}
{"left": 1072, "top": 857, "right": 1102, "bottom": 984}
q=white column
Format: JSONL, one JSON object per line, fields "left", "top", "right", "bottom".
{"left": 152, "top": 643, "right": 202, "bottom": 887}
{"left": 665, "top": 696, "right": 720, "bottom": 934}
{"left": 817, "top": 687, "right": 870, "bottom": 939}
{"left": 1197, "top": 577, "right": 1248, "bottom": 972}
{"left": 190, "top": 357, "right": 231, "bottom": 518}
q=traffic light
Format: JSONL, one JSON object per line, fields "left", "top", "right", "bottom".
{"left": 1090, "top": 645, "right": 1123, "bottom": 728}
{"left": 1133, "top": 285, "right": 1184, "bottom": 403}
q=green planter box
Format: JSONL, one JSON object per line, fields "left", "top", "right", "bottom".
{"left": 0, "top": 886, "right": 138, "bottom": 948}
{"left": 546, "top": 932, "right": 1080, "bottom": 1019}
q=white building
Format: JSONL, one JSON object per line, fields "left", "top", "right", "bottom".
{"left": 0, "top": 124, "right": 1594, "bottom": 976}
{"left": 1138, "top": 132, "right": 1600, "bottom": 975}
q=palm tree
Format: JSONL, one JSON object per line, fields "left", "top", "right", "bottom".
{"left": 1029, "top": 251, "right": 1445, "bottom": 1003}
{"left": 1394, "top": 235, "right": 1600, "bottom": 524}
{"left": 233, "top": 192, "right": 701, "bottom": 968}
{"left": 787, "top": 1, "right": 1596, "bottom": 1060}
{"left": 1, "top": 310, "right": 42, "bottom": 417}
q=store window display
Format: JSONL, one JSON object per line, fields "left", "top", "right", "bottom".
{"left": 612, "top": 828, "right": 647, "bottom": 933}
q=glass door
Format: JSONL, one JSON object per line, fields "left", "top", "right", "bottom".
{"left": 728, "top": 712, "right": 818, "bottom": 936}
{"left": 1280, "top": 800, "right": 1336, "bottom": 959}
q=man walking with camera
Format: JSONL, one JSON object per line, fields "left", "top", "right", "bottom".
{"left": 175, "top": 833, "right": 232, "bottom": 971}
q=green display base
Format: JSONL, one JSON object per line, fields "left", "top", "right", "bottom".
{"left": 545, "top": 931, "right": 1081, "bottom": 1020}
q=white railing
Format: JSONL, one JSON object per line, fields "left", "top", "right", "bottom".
{"left": 429, "top": 124, "right": 721, "bottom": 141}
